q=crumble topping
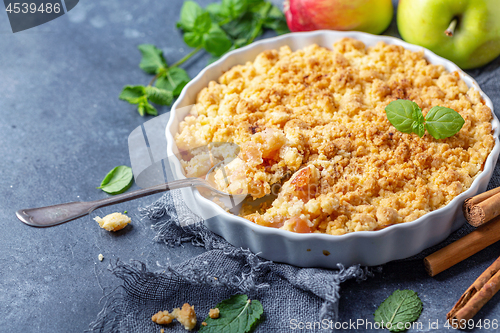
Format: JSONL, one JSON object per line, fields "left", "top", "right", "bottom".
{"left": 93, "top": 212, "right": 130, "bottom": 232}
{"left": 152, "top": 303, "right": 197, "bottom": 331}
{"left": 208, "top": 307, "right": 220, "bottom": 319}
{"left": 175, "top": 38, "right": 494, "bottom": 235}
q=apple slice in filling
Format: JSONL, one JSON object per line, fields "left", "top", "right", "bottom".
{"left": 245, "top": 165, "right": 320, "bottom": 233}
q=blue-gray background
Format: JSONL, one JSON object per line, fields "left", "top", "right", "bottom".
{"left": 2, "top": 0, "right": 500, "bottom": 332}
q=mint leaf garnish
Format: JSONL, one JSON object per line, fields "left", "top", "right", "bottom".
{"left": 425, "top": 106, "right": 465, "bottom": 139}
{"left": 138, "top": 44, "right": 167, "bottom": 74}
{"left": 199, "top": 294, "right": 264, "bottom": 333}
{"left": 385, "top": 99, "right": 464, "bottom": 139}
{"left": 374, "top": 289, "right": 423, "bottom": 332}
{"left": 97, "top": 166, "right": 134, "bottom": 195}
{"left": 385, "top": 99, "right": 421, "bottom": 134}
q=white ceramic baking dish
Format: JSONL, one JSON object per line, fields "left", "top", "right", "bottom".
{"left": 166, "top": 31, "right": 500, "bottom": 267}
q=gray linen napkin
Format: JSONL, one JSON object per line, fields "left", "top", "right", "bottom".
{"left": 88, "top": 190, "right": 373, "bottom": 332}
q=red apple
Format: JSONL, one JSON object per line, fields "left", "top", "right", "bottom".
{"left": 284, "top": 0, "right": 393, "bottom": 35}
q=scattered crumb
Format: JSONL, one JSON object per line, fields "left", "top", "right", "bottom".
{"left": 123, "top": 210, "right": 128, "bottom": 214}
{"left": 209, "top": 308, "right": 220, "bottom": 319}
{"left": 152, "top": 303, "right": 197, "bottom": 331}
{"left": 160, "top": 329, "right": 164, "bottom": 333}
{"left": 152, "top": 310, "right": 175, "bottom": 325}
{"left": 98, "top": 254, "right": 104, "bottom": 262}
{"left": 202, "top": 322, "right": 207, "bottom": 326}
{"left": 173, "top": 303, "right": 197, "bottom": 331}
{"left": 93, "top": 212, "right": 130, "bottom": 231}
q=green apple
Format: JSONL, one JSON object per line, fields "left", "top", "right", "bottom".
{"left": 397, "top": 0, "right": 500, "bottom": 69}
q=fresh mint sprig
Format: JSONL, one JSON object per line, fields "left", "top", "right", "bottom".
{"left": 385, "top": 99, "right": 465, "bottom": 139}
{"left": 120, "top": 0, "right": 289, "bottom": 116}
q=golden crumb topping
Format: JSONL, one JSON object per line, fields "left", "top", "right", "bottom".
{"left": 175, "top": 38, "right": 494, "bottom": 235}
{"left": 152, "top": 310, "right": 175, "bottom": 325}
{"left": 209, "top": 308, "right": 220, "bottom": 319}
{"left": 93, "top": 212, "right": 130, "bottom": 232}
{"left": 152, "top": 304, "right": 197, "bottom": 331}
{"left": 172, "top": 304, "right": 197, "bottom": 331}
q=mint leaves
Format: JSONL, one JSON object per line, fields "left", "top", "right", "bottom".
{"left": 385, "top": 99, "right": 464, "bottom": 139}
{"left": 179, "top": 1, "right": 232, "bottom": 57}
{"left": 374, "top": 290, "right": 423, "bottom": 332}
{"left": 200, "top": 294, "right": 263, "bottom": 333}
{"left": 424, "top": 106, "right": 466, "bottom": 139}
{"left": 120, "top": 0, "right": 289, "bottom": 116}
{"left": 138, "top": 44, "right": 167, "bottom": 74}
{"left": 119, "top": 45, "right": 184, "bottom": 116}
{"left": 119, "top": 85, "right": 173, "bottom": 116}
{"left": 97, "top": 166, "right": 134, "bottom": 195}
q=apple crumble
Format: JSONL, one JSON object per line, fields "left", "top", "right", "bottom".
{"left": 175, "top": 38, "right": 495, "bottom": 235}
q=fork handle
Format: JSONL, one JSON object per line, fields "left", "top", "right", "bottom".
{"left": 16, "top": 178, "right": 210, "bottom": 227}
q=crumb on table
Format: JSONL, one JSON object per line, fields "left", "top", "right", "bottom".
{"left": 202, "top": 322, "right": 207, "bottom": 326}
{"left": 152, "top": 303, "right": 197, "bottom": 331}
{"left": 152, "top": 310, "right": 175, "bottom": 325}
{"left": 172, "top": 303, "right": 197, "bottom": 331}
{"left": 93, "top": 212, "right": 130, "bottom": 232}
{"left": 98, "top": 254, "right": 104, "bottom": 262}
{"left": 209, "top": 308, "right": 220, "bottom": 319}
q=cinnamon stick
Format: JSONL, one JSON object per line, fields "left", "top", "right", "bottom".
{"left": 424, "top": 216, "right": 500, "bottom": 277}
{"left": 463, "top": 187, "right": 500, "bottom": 227}
{"left": 447, "top": 255, "right": 500, "bottom": 327}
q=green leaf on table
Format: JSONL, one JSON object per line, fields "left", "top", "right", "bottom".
{"left": 141, "top": 101, "right": 158, "bottom": 116}
{"left": 119, "top": 85, "right": 146, "bottom": 104}
{"left": 203, "top": 24, "right": 232, "bottom": 56}
{"left": 194, "top": 11, "right": 213, "bottom": 34}
{"left": 222, "top": 12, "right": 260, "bottom": 41}
{"left": 119, "top": 85, "right": 158, "bottom": 116}
{"left": 374, "top": 290, "right": 423, "bottom": 332}
{"left": 145, "top": 86, "right": 173, "bottom": 106}
{"left": 135, "top": 99, "right": 158, "bottom": 116}
{"left": 183, "top": 11, "right": 212, "bottom": 49}
{"left": 184, "top": 32, "right": 204, "bottom": 48}
{"left": 177, "top": 1, "right": 204, "bottom": 31}
{"left": 221, "top": 0, "right": 248, "bottom": 19}
{"left": 138, "top": 44, "right": 167, "bottom": 74}
{"left": 156, "top": 67, "right": 191, "bottom": 97}
{"left": 425, "top": 106, "right": 465, "bottom": 139}
{"left": 385, "top": 99, "right": 423, "bottom": 135}
{"left": 206, "top": 3, "right": 226, "bottom": 23}
{"left": 262, "top": 5, "right": 290, "bottom": 35}
{"left": 199, "top": 294, "right": 264, "bottom": 333}
{"left": 97, "top": 166, "right": 134, "bottom": 195}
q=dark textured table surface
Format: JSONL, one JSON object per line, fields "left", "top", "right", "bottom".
{"left": 2, "top": 1, "right": 500, "bottom": 332}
